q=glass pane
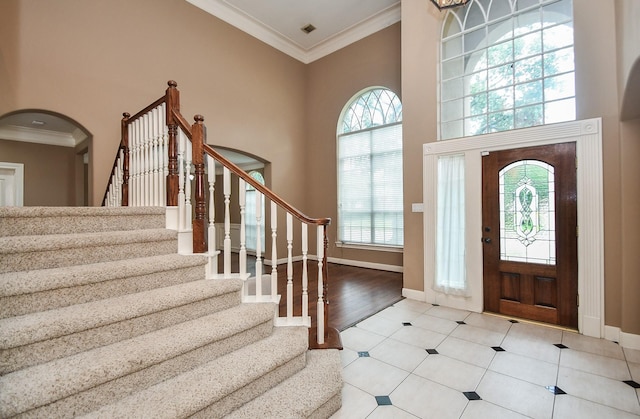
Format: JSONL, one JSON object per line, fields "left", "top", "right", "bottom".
{"left": 514, "top": 55, "right": 542, "bottom": 83}
{"left": 488, "top": 110, "right": 514, "bottom": 132}
{"left": 442, "top": 99, "right": 464, "bottom": 122}
{"left": 488, "top": 18, "right": 513, "bottom": 44}
{"left": 515, "top": 104, "right": 543, "bottom": 128}
{"left": 488, "top": 40, "right": 513, "bottom": 67}
{"left": 442, "top": 77, "right": 464, "bottom": 101}
{"left": 499, "top": 160, "right": 556, "bottom": 265}
{"left": 465, "top": 115, "right": 487, "bottom": 136}
{"left": 516, "top": 0, "right": 539, "bottom": 11}
{"left": 443, "top": 36, "right": 463, "bottom": 60}
{"left": 443, "top": 13, "right": 462, "bottom": 38}
{"left": 466, "top": 92, "right": 487, "bottom": 116}
{"left": 488, "top": 0, "right": 512, "bottom": 22}
{"left": 515, "top": 80, "right": 543, "bottom": 107}
{"left": 442, "top": 119, "right": 463, "bottom": 139}
{"left": 514, "top": 31, "right": 542, "bottom": 60}
{"left": 488, "top": 63, "right": 513, "bottom": 89}
{"left": 542, "top": 0, "right": 572, "bottom": 27}
{"left": 443, "top": 57, "right": 465, "bottom": 80}
{"left": 544, "top": 72, "right": 575, "bottom": 101}
{"left": 488, "top": 86, "right": 514, "bottom": 112}
{"left": 514, "top": 9, "right": 541, "bottom": 36}
{"left": 543, "top": 47, "right": 574, "bottom": 76}
{"left": 464, "top": 70, "right": 487, "bottom": 96}
{"left": 544, "top": 98, "right": 575, "bottom": 123}
{"left": 543, "top": 23, "right": 573, "bottom": 51}
{"left": 464, "top": 28, "right": 487, "bottom": 53}
{"left": 465, "top": 1, "right": 486, "bottom": 29}
{"left": 465, "top": 50, "right": 487, "bottom": 73}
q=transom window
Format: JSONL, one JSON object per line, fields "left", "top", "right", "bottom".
{"left": 439, "top": 0, "right": 575, "bottom": 140}
{"left": 337, "top": 88, "right": 404, "bottom": 247}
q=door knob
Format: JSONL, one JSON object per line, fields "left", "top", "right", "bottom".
{"left": 483, "top": 237, "right": 492, "bottom": 243}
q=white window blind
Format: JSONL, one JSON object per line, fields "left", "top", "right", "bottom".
{"left": 338, "top": 123, "right": 403, "bottom": 246}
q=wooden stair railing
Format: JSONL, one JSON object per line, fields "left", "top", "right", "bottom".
{"left": 102, "top": 81, "right": 341, "bottom": 349}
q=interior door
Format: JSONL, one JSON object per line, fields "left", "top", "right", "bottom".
{"left": 482, "top": 143, "right": 577, "bottom": 328}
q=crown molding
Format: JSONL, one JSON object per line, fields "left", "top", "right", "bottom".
{"left": 0, "top": 125, "right": 77, "bottom": 147}
{"left": 185, "top": 0, "right": 401, "bottom": 64}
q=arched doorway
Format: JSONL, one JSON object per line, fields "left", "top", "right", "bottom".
{"left": 0, "top": 110, "right": 92, "bottom": 206}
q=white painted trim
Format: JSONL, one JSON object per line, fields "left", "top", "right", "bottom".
{"left": 604, "top": 325, "right": 640, "bottom": 350}
{"left": 335, "top": 241, "right": 403, "bottom": 253}
{"left": 0, "top": 125, "right": 76, "bottom": 147}
{"left": 0, "top": 162, "right": 24, "bottom": 206}
{"left": 185, "top": 0, "right": 400, "bottom": 64}
{"left": 423, "top": 118, "right": 604, "bottom": 338}
{"left": 402, "top": 288, "right": 425, "bottom": 301}
{"left": 327, "top": 256, "right": 403, "bottom": 273}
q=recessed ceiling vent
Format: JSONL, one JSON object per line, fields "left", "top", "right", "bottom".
{"left": 301, "top": 24, "right": 316, "bottom": 34}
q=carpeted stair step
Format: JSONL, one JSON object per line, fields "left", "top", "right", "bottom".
{"left": 225, "top": 349, "right": 343, "bottom": 419}
{"left": 0, "top": 206, "right": 166, "bottom": 236}
{"left": 78, "top": 326, "right": 309, "bottom": 419}
{"left": 0, "top": 303, "right": 278, "bottom": 418}
{"left": 0, "top": 253, "right": 208, "bottom": 318}
{"left": 0, "top": 278, "right": 244, "bottom": 373}
{"left": 0, "top": 228, "right": 178, "bottom": 273}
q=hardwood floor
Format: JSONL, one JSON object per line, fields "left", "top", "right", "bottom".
{"left": 219, "top": 255, "right": 404, "bottom": 331}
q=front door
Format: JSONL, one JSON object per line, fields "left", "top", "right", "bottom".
{"left": 482, "top": 143, "right": 577, "bottom": 328}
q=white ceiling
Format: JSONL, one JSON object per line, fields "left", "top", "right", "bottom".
{"left": 0, "top": 111, "right": 88, "bottom": 148}
{"left": 186, "top": 0, "right": 401, "bottom": 63}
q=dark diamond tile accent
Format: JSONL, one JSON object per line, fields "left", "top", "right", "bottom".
{"left": 402, "top": 322, "right": 412, "bottom": 326}
{"left": 426, "top": 349, "right": 439, "bottom": 355}
{"left": 463, "top": 391, "right": 482, "bottom": 401}
{"left": 509, "top": 319, "right": 519, "bottom": 323}
{"left": 554, "top": 343, "right": 569, "bottom": 349}
{"left": 432, "top": 303, "right": 440, "bottom": 307}
{"left": 491, "top": 346, "right": 505, "bottom": 352}
{"left": 623, "top": 380, "right": 640, "bottom": 389}
{"left": 545, "top": 386, "right": 566, "bottom": 395}
{"left": 358, "top": 351, "right": 370, "bottom": 357}
{"left": 456, "top": 321, "right": 466, "bottom": 325}
{"left": 375, "top": 395, "right": 392, "bottom": 406}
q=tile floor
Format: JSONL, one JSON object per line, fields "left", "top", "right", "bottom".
{"left": 330, "top": 299, "right": 640, "bottom": 419}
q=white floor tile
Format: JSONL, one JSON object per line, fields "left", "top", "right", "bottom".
{"left": 450, "top": 324, "right": 507, "bottom": 347}
{"left": 411, "top": 313, "right": 459, "bottom": 335}
{"left": 557, "top": 366, "right": 640, "bottom": 415}
{"left": 629, "top": 361, "right": 640, "bottom": 382}
{"left": 341, "top": 326, "right": 387, "bottom": 352}
{"left": 413, "top": 354, "right": 485, "bottom": 392}
{"left": 427, "top": 306, "right": 470, "bottom": 322}
{"left": 624, "top": 347, "right": 640, "bottom": 364}
{"left": 392, "top": 299, "right": 433, "bottom": 315}
{"left": 476, "top": 370, "right": 555, "bottom": 419}
{"left": 342, "top": 356, "right": 410, "bottom": 396}
{"left": 340, "top": 347, "right": 359, "bottom": 368}
{"left": 553, "top": 394, "right": 640, "bottom": 419}
{"left": 389, "top": 325, "right": 447, "bottom": 349}
{"left": 369, "top": 337, "right": 429, "bottom": 372}
{"left": 501, "top": 334, "right": 561, "bottom": 364}
{"left": 436, "top": 336, "right": 497, "bottom": 368}
{"left": 390, "top": 374, "right": 469, "bottom": 419}
{"left": 460, "top": 400, "right": 529, "bottom": 419}
{"left": 464, "top": 312, "right": 513, "bottom": 334}
{"left": 367, "top": 405, "right": 420, "bottom": 419}
{"left": 355, "top": 314, "right": 405, "bottom": 338}
{"left": 562, "top": 331, "right": 625, "bottom": 359}
{"left": 375, "top": 306, "right": 423, "bottom": 323}
{"left": 489, "top": 351, "right": 558, "bottom": 387}
{"left": 560, "top": 349, "right": 631, "bottom": 380}
{"left": 330, "top": 383, "right": 377, "bottom": 419}
{"left": 507, "top": 322, "right": 563, "bottom": 343}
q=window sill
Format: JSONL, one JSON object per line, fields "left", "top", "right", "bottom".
{"left": 335, "top": 242, "right": 403, "bottom": 253}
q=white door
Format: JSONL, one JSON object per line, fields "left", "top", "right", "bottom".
{"left": 0, "top": 163, "right": 24, "bottom": 206}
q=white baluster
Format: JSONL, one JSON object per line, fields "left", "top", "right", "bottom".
{"left": 302, "top": 223, "right": 309, "bottom": 323}
{"left": 143, "top": 113, "right": 150, "bottom": 206}
{"left": 255, "top": 190, "right": 263, "bottom": 298}
{"left": 151, "top": 107, "right": 159, "bottom": 206}
{"left": 317, "top": 225, "right": 325, "bottom": 345}
{"left": 223, "top": 167, "right": 231, "bottom": 276}
{"left": 207, "top": 155, "right": 217, "bottom": 277}
{"left": 132, "top": 120, "right": 139, "bottom": 206}
{"left": 239, "top": 178, "right": 247, "bottom": 277}
{"left": 161, "top": 103, "right": 168, "bottom": 206}
{"left": 271, "top": 202, "right": 278, "bottom": 301}
{"left": 286, "top": 213, "right": 293, "bottom": 319}
{"left": 128, "top": 123, "right": 134, "bottom": 205}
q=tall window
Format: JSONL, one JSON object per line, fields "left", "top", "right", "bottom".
{"left": 245, "top": 171, "right": 265, "bottom": 252}
{"left": 439, "top": 0, "right": 575, "bottom": 140}
{"left": 337, "top": 88, "right": 403, "bottom": 247}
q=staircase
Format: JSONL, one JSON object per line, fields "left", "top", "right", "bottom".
{"left": 0, "top": 207, "right": 342, "bottom": 418}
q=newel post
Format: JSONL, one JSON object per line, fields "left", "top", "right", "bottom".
{"left": 192, "top": 115, "right": 207, "bottom": 253}
{"left": 121, "top": 112, "right": 130, "bottom": 206}
{"left": 322, "top": 224, "right": 330, "bottom": 336}
{"left": 166, "top": 80, "right": 180, "bottom": 206}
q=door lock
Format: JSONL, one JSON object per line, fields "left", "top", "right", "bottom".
{"left": 482, "top": 237, "right": 492, "bottom": 243}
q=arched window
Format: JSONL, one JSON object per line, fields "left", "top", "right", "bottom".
{"left": 337, "top": 87, "right": 403, "bottom": 247}
{"left": 245, "top": 171, "right": 265, "bottom": 252}
{"left": 439, "top": 0, "right": 575, "bottom": 140}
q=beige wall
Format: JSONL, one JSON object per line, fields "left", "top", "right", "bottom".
{"left": 305, "top": 23, "right": 402, "bottom": 268}
{"left": 0, "top": 0, "right": 307, "bottom": 209}
{"left": 0, "top": 139, "right": 75, "bottom": 206}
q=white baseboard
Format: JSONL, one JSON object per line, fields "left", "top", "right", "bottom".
{"left": 327, "top": 257, "right": 403, "bottom": 273}
{"left": 402, "top": 288, "right": 425, "bottom": 301}
{"left": 604, "top": 325, "right": 640, "bottom": 350}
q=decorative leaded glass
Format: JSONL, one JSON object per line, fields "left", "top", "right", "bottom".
{"left": 499, "top": 160, "right": 555, "bottom": 265}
